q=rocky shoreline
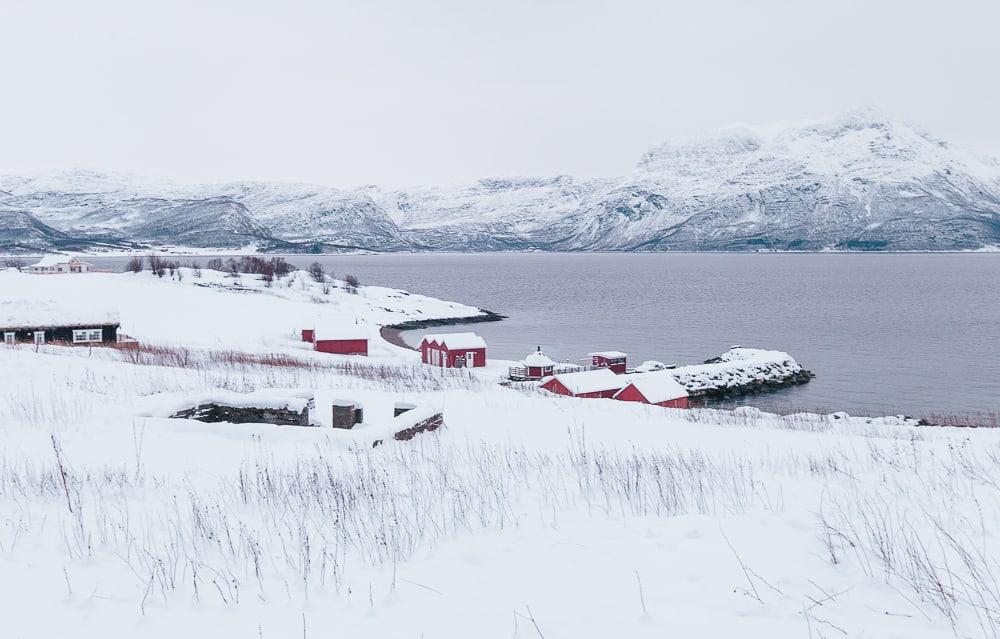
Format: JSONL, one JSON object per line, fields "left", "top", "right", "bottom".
{"left": 380, "top": 309, "right": 506, "bottom": 350}
{"left": 690, "top": 368, "right": 815, "bottom": 400}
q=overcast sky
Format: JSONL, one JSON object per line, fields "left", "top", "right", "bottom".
{"left": 1, "top": 0, "right": 997, "bottom": 187}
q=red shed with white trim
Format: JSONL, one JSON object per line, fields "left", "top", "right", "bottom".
{"left": 523, "top": 347, "right": 555, "bottom": 379}
{"left": 614, "top": 372, "right": 689, "bottom": 408}
{"left": 420, "top": 332, "right": 486, "bottom": 368}
{"left": 589, "top": 351, "right": 628, "bottom": 374}
{"left": 541, "top": 368, "right": 625, "bottom": 399}
{"left": 313, "top": 326, "right": 368, "bottom": 356}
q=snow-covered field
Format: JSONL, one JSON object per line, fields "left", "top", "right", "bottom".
{"left": 2, "top": 268, "right": 1000, "bottom": 638}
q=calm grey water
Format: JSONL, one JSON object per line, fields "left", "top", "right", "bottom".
{"left": 87, "top": 253, "right": 1000, "bottom": 418}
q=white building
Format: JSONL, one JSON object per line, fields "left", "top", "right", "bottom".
{"left": 28, "top": 255, "right": 94, "bottom": 274}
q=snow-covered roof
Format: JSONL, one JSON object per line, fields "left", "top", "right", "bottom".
{"left": 634, "top": 360, "right": 670, "bottom": 373}
{"left": 589, "top": 350, "right": 628, "bottom": 359}
{"left": 31, "top": 254, "right": 91, "bottom": 268}
{"left": 524, "top": 350, "right": 555, "bottom": 367}
{"left": 421, "top": 332, "right": 486, "bottom": 350}
{"left": 547, "top": 368, "right": 625, "bottom": 395}
{"left": 0, "top": 299, "right": 119, "bottom": 329}
{"left": 313, "top": 324, "right": 370, "bottom": 341}
{"left": 618, "top": 371, "right": 688, "bottom": 403}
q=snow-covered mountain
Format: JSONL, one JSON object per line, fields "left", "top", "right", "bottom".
{"left": 2, "top": 109, "right": 999, "bottom": 253}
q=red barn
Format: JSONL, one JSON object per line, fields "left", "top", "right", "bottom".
{"left": 420, "top": 332, "right": 486, "bottom": 368}
{"left": 301, "top": 329, "right": 315, "bottom": 343}
{"left": 541, "top": 368, "right": 625, "bottom": 399}
{"left": 589, "top": 351, "right": 628, "bottom": 374}
{"left": 614, "top": 372, "right": 689, "bottom": 408}
{"left": 313, "top": 326, "right": 368, "bottom": 356}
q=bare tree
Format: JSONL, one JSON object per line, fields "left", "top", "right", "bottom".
{"left": 309, "top": 262, "right": 325, "bottom": 283}
{"left": 126, "top": 256, "right": 144, "bottom": 273}
{"left": 148, "top": 253, "right": 164, "bottom": 274}
{"left": 344, "top": 274, "right": 360, "bottom": 294}
{"left": 206, "top": 258, "right": 224, "bottom": 272}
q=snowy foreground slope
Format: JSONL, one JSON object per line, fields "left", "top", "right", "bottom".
{"left": 2, "top": 269, "right": 1000, "bottom": 638}
{"left": 3, "top": 108, "right": 999, "bottom": 253}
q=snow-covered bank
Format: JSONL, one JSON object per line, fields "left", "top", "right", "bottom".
{"left": 0, "top": 266, "right": 487, "bottom": 353}
{"left": 670, "top": 347, "right": 815, "bottom": 398}
{"left": 2, "top": 267, "right": 999, "bottom": 638}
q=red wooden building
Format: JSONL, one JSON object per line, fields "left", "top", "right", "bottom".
{"left": 589, "top": 351, "right": 628, "bottom": 374}
{"left": 301, "top": 329, "right": 315, "bottom": 343}
{"left": 420, "top": 332, "right": 487, "bottom": 368}
{"left": 541, "top": 368, "right": 625, "bottom": 399}
{"left": 523, "top": 347, "right": 555, "bottom": 379}
{"left": 613, "top": 372, "right": 689, "bottom": 408}
{"left": 313, "top": 326, "right": 368, "bottom": 356}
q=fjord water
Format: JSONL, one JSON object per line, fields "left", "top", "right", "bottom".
{"left": 91, "top": 253, "right": 1000, "bottom": 417}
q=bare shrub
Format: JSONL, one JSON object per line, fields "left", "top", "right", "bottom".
{"left": 206, "top": 258, "right": 224, "bottom": 272}
{"left": 125, "top": 256, "right": 144, "bottom": 273}
{"left": 309, "top": 262, "right": 325, "bottom": 283}
{"left": 344, "top": 274, "right": 360, "bottom": 293}
{"left": 147, "top": 253, "right": 165, "bottom": 274}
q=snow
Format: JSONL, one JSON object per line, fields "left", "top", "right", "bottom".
{"left": 588, "top": 350, "right": 628, "bottom": 359}
{"left": 29, "top": 254, "right": 89, "bottom": 267}
{"left": 0, "top": 298, "right": 119, "bottom": 329}
{"left": 669, "top": 347, "right": 804, "bottom": 393}
{"left": 139, "top": 388, "right": 315, "bottom": 416}
{"left": 618, "top": 370, "right": 688, "bottom": 403}
{"left": 3, "top": 268, "right": 1000, "bottom": 639}
{"left": 544, "top": 368, "right": 624, "bottom": 394}
{"left": 523, "top": 349, "right": 555, "bottom": 367}
{"left": 421, "top": 331, "right": 487, "bottom": 350}
{"left": 314, "top": 323, "right": 371, "bottom": 341}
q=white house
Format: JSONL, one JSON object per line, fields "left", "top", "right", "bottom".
{"left": 28, "top": 255, "right": 94, "bottom": 274}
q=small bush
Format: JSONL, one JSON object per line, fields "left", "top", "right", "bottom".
{"left": 309, "top": 262, "right": 325, "bottom": 283}
{"left": 126, "top": 256, "right": 144, "bottom": 273}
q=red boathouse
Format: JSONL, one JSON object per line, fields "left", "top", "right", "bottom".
{"left": 541, "top": 369, "right": 625, "bottom": 399}
{"left": 313, "top": 326, "right": 368, "bottom": 356}
{"left": 420, "top": 332, "right": 487, "bottom": 368}
{"left": 613, "top": 372, "right": 689, "bottom": 408}
{"left": 589, "top": 351, "right": 628, "bottom": 374}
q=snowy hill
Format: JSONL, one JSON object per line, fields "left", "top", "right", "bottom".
{"left": 4, "top": 267, "right": 1000, "bottom": 637}
{"left": 3, "top": 109, "right": 999, "bottom": 252}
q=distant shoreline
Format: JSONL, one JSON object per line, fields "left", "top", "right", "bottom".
{"left": 380, "top": 309, "right": 507, "bottom": 351}
{"left": 3, "top": 247, "right": 1000, "bottom": 260}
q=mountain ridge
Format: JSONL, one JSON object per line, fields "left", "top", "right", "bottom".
{"left": 2, "top": 109, "right": 999, "bottom": 253}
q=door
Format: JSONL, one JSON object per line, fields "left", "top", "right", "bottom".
{"left": 33, "top": 331, "right": 45, "bottom": 345}
{"left": 466, "top": 351, "right": 476, "bottom": 367}
{"left": 3, "top": 332, "right": 13, "bottom": 345}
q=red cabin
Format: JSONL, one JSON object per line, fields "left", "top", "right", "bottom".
{"left": 420, "top": 332, "right": 487, "bottom": 368}
{"left": 301, "top": 329, "right": 315, "bottom": 343}
{"left": 541, "top": 369, "right": 625, "bottom": 399}
{"left": 313, "top": 326, "right": 368, "bottom": 356}
{"left": 613, "top": 372, "right": 689, "bottom": 409}
{"left": 523, "top": 347, "right": 555, "bottom": 380}
{"left": 589, "top": 351, "right": 628, "bottom": 374}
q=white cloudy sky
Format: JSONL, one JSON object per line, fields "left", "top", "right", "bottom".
{"left": 0, "top": 0, "right": 997, "bottom": 187}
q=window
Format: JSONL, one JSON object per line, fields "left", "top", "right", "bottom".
{"left": 3, "top": 332, "right": 13, "bottom": 345}
{"left": 72, "top": 328, "right": 103, "bottom": 343}
{"left": 33, "top": 331, "right": 45, "bottom": 345}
